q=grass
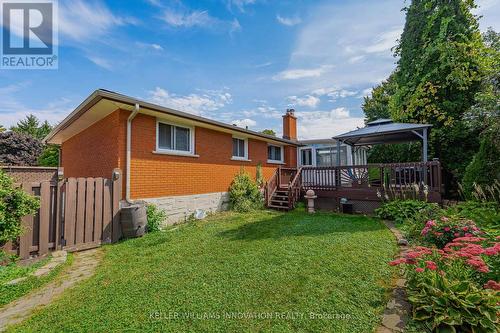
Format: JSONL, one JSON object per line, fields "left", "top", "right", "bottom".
{"left": 8, "top": 210, "right": 397, "bottom": 332}
{"left": 0, "top": 254, "right": 73, "bottom": 307}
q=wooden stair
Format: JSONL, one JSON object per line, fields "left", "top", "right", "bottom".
{"left": 268, "top": 188, "right": 291, "bottom": 210}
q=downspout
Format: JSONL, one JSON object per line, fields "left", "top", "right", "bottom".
{"left": 126, "top": 103, "right": 140, "bottom": 204}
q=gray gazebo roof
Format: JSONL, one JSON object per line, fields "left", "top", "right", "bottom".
{"left": 332, "top": 119, "right": 432, "bottom": 162}
{"left": 333, "top": 119, "right": 432, "bottom": 146}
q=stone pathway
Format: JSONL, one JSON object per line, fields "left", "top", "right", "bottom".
{"left": 4, "top": 251, "right": 68, "bottom": 286}
{"left": 376, "top": 221, "right": 412, "bottom": 333}
{"left": 0, "top": 248, "right": 103, "bottom": 332}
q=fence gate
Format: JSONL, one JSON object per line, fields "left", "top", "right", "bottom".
{"left": 2, "top": 169, "right": 122, "bottom": 260}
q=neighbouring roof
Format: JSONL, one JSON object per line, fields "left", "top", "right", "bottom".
{"left": 333, "top": 119, "right": 432, "bottom": 146}
{"left": 45, "top": 89, "right": 301, "bottom": 146}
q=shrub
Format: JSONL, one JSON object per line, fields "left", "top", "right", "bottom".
{"left": 446, "top": 201, "right": 500, "bottom": 232}
{"left": 229, "top": 171, "right": 263, "bottom": 212}
{"left": 390, "top": 237, "right": 500, "bottom": 332}
{"left": 421, "top": 216, "right": 481, "bottom": 248}
{"left": 0, "top": 170, "right": 39, "bottom": 246}
{"left": 146, "top": 204, "right": 166, "bottom": 232}
{"left": 461, "top": 135, "right": 500, "bottom": 198}
{"left": 375, "top": 200, "right": 441, "bottom": 224}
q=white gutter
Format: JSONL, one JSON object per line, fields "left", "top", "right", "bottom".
{"left": 126, "top": 103, "right": 140, "bottom": 203}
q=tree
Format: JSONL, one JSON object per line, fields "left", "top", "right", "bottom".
{"left": 38, "top": 145, "right": 59, "bottom": 167}
{"left": 9, "top": 114, "right": 59, "bottom": 166}
{"left": 389, "top": 0, "right": 485, "bottom": 195}
{"left": 362, "top": 74, "right": 397, "bottom": 123}
{"left": 10, "top": 114, "right": 52, "bottom": 140}
{"left": 461, "top": 28, "right": 500, "bottom": 194}
{"left": 0, "top": 125, "right": 5, "bottom": 133}
{"left": 0, "top": 131, "right": 44, "bottom": 166}
{"left": 261, "top": 129, "right": 276, "bottom": 136}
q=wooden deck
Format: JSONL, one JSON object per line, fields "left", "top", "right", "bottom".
{"left": 265, "top": 161, "right": 443, "bottom": 212}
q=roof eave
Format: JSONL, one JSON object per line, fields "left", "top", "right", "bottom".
{"left": 45, "top": 89, "right": 302, "bottom": 146}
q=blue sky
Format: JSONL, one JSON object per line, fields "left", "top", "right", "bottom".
{"left": 0, "top": 0, "right": 499, "bottom": 139}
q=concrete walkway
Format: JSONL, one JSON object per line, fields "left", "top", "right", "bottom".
{"left": 0, "top": 248, "right": 103, "bottom": 332}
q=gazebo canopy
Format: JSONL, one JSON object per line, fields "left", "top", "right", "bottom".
{"left": 333, "top": 119, "right": 432, "bottom": 162}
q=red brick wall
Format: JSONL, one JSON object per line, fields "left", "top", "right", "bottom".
{"left": 61, "top": 110, "right": 127, "bottom": 180}
{"left": 129, "top": 113, "right": 297, "bottom": 199}
{"left": 61, "top": 109, "right": 297, "bottom": 199}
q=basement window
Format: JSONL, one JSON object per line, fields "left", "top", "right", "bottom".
{"left": 157, "top": 121, "right": 194, "bottom": 154}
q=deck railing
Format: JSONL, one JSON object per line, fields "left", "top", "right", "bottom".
{"left": 301, "top": 161, "right": 441, "bottom": 191}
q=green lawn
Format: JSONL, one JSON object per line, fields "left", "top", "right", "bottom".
{"left": 8, "top": 210, "right": 397, "bottom": 332}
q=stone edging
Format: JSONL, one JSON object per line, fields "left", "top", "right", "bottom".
{"left": 376, "top": 221, "right": 411, "bottom": 333}
{"left": 3, "top": 251, "right": 68, "bottom": 286}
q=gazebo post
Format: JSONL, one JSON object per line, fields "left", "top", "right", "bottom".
{"left": 422, "top": 127, "right": 428, "bottom": 163}
{"left": 336, "top": 140, "right": 341, "bottom": 166}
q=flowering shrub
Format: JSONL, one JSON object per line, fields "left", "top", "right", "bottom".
{"left": 389, "top": 236, "right": 500, "bottom": 332}
{"left": 420, "top": 216, "right": 481, "bottom": 248}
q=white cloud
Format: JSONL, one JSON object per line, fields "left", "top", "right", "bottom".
{"left": 365, "top": 27, "right": 402, "bottom": 53}
{"left": 276, "top": 15, "right": 301, "bottom": 26}
{"left": 296, "top": 108, "right": 364, "bottom": 139}
{"left": 136, "top": 42, "right": 164, "bottom": 51}
{"left": 147, "top": 87, "right": 232, "bottom": 115}
{"left": 273, "top": 65, "right": 332, "bottom": 81}
{"left": 310, "top": 87, "right": 358, "bottom": 102}
{"left": 59, "top": 0, "right": 137, "bottom": 42}
{"left": 160, "top": 9, "right": 241, "bottom": 33}
{"left": 231, "top": 118, "right": 257, "bottom": 128}
{"left": 87, "top": 56, "right": 113, "bottom": 70}
{"left": 227, "top": 0, "right": 257, "bottom": 12}
{"left": 0, "top": 83, "right": 73, "bottom": 127}
{"left": 161, "top": 9, "right": 213, "bottom": 28}
{"left": 287, "top": 95, "right": 320, "bottom": 108}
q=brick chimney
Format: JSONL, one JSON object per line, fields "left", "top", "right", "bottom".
{"left": 282, "top": 108, "right": 297, "bottom": 140}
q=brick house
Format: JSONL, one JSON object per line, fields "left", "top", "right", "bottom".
{"left": 45, "top": 89, "right": 301, "bottom": 223}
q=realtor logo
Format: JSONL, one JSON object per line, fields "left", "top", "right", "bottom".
{"left": 1, "top": 0, "right": 58, "bottom": 69}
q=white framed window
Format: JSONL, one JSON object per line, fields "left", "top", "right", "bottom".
{"left": 300, "top": 148, "right": 313, "bottom": 166}
{"left": 156, "top": 120, "right": 195, "bottom": 156}
{"left": 267, "top": 144, "right": 284, "bottom": 164}
{"left": 232, "top": 137, "right": 249, "bottom": 160}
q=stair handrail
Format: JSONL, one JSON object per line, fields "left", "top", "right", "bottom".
{"left": 265, "top": 168, "right": 279, "bottom": 206}
{"left": 287, "top": 167, "right": 303, "bottom": 209}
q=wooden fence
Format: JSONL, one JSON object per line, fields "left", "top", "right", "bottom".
{"left": 2, "top": 169, "right": 122, "bottom": 259}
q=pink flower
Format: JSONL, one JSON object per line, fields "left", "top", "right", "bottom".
{"left": 425, "top": 220, "right": 436, "bottom": 227}
{"left": 484, "top": 246, "right": 499, "bottom": 256}
{"left": 415, "top": 267, "right": 424, "bottom": 273}
{"left": 484, "top": 280, "right": 500, "bottom": 291}
{"left": 454, "top": 233, "right": 460, "bottom": 237}
{"left": 421, "top": 227, "right": 429, "bottom": 236}
{"left": 466, "top": 258, "right": 489, "bottom": 273}
{"left": 444, "top": 227, "right": 451, "bottom": 232}
{"left": 462, "top": 226, "right": 469, "bottom": 231}
{"left": 440, "top": 216, "right": 449, "bottom": 222}
{"left": 425, "top": 261, "right": 437, "bottom": 270}
{"left": 388, "top": 258, "right": 405, "bottom": 266}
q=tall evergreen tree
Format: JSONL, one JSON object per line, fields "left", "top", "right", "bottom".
{"left": 389, "top": 0, "right": 485, "bottom": 195}
{"left": 10, "top": 114, "right": 52, "bottom": 140}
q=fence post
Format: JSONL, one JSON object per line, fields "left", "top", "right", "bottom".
{"left": 55, "top": 179, "right": 64, "bottom": 250}
{"left": 38, "top": 181, "right": 51, "bottom": 255}
{"left": 19, "top": 183, "right": 34, "bottom": 259}
{"left": 111, "top": 169, "right": 122, "bottom": 243}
